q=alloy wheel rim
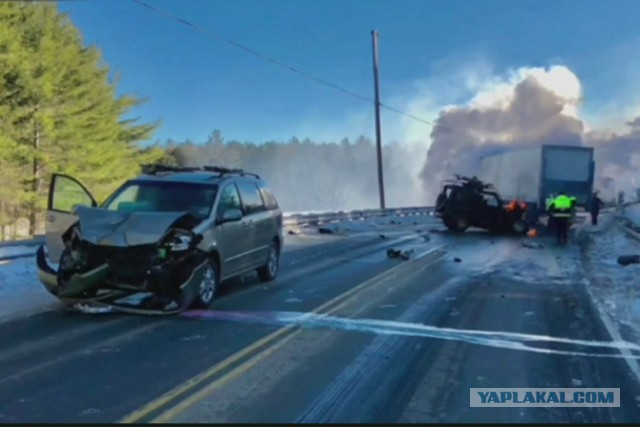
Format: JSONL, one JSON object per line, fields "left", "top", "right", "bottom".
{"left": 199, "top": 264, "right": 216, "bottom": 303}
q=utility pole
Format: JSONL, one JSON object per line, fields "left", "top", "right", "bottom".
{"left": 371, "top": 30, "right": 386, "bottom": 209}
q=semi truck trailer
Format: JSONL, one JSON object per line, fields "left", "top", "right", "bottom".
{"left": 477, "top": 144, "right": 595, "bottom": 222}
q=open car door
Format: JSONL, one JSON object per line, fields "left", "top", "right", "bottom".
{"left": 45, "top": 174, "right": 97, "bottom": 262}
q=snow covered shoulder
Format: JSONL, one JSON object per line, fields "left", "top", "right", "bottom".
{"left": 0, "top": 257, "right": 61, "bottom": 323}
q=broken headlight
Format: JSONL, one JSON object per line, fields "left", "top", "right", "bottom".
{"left": 169, "top": 233, "right": 192, "bottom": 251}
{"left": 159, "top": 230, "right": 194, "bottom": 257}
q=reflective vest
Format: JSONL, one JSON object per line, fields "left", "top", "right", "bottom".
{"left": 551, "top": 195, "right": 572, "bottom": 217}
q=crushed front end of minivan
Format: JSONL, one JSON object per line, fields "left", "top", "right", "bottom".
{"left": 36, "top": 205, "right": 214, "bottom": 315}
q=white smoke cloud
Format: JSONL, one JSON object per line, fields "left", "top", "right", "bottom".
{"left": 418, "top": 63, "right": 640, "bottom": 204}
{"left": 292, "top": 61, "right": 640, "bottom": 208}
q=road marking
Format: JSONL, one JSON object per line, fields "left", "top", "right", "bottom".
{"left": 119, "top": 246, "right": 446, "bottom": 423}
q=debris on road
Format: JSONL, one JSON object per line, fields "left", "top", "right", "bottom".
{"left": 387, "top": 248, "right": 414, "bottom": 260}
{"left": 618, "top": 255, "right": 640, "bottom": 266}
{"left": 74, "top": 303, "right": 113, "bottom": 314}
{"left": 521, "top": 241, "right": 544, "bottom": 249}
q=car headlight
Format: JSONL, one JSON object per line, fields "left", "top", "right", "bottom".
{"left": 168, "top": 232, "right": 192, "bottom": 252}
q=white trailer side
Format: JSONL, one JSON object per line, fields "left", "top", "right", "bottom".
{"left": 478, "top": 146, "right": 542, "bottom": 203}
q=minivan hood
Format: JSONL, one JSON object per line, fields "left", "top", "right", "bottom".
{"left": 72, "top": 206, "right": 197, "bottom": 247}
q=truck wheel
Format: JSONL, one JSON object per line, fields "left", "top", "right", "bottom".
{"left": 512, "top": 219, "right": 529, "bottom": 235}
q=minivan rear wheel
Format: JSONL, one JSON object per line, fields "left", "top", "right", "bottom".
{"left": 258, "top": 242, "right": 279, "bottom": 282}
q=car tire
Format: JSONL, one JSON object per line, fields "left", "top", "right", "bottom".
{"left": 451, "top": 215, "right": 469, "bottom": 232}
{"left": 190, "top": 258, "right": 218, "bottom": 309}
{"left": 442, "top": 216, "right": 456, "bottom": 231}
{"left": 258, "top": 241, "right": 280, "bottom": 282}
{"left": 512, "top": 219, "right": 529, "bottom": 235}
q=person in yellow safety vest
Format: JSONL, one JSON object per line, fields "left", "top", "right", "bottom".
{"left": 549, "top": 191, "right": 573, "bottom": 245}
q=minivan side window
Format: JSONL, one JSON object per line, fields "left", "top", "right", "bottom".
{"left": 237, "top": 181, "right": 265, "bottom": 215}
{"left": 258, "top": 182, "right": 279, "bottom": 210}
{"left": 216, "top": 184, "right": 242, "bottom": 219}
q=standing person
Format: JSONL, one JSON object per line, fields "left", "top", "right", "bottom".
{"left": 590, "top": 191, "right": 604, "bottom": 226}
{"left": 549, "top": 191, "right": 572, "bottom": 245}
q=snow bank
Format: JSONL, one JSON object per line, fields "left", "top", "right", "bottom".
{"left": 582, "top": 215, "right": 640, "bottom": 343}
{"left": 0, "top": 257, "right": 60, "bottom": 323}
{"left": 625, "top": 204, "right": 640, "bottom": 228}
{"left": 0, "top": 245, "right": 37, "bottom": 259}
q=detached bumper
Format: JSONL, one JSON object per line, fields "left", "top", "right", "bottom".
{"left": 36, "top": 245, "right": 110, "bottom": 298}
{"left": 36, "top": 245, "right": 58, "bottom": 294}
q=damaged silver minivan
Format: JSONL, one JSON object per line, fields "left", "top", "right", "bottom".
{"left": 36, "top": 165, "right": 283, "bottom": 314}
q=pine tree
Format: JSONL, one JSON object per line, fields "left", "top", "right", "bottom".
{"left": 0, "top": 2, "right": 161, "bottom": 237}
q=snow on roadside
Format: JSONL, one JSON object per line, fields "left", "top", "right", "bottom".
{"left": 0, "top": 257, "right": 61, "bottom": 323}
{"left": 625, "top": 203, "right": 640, "bottom": 228}
{"left": 0, "top": 245, "right": 37, "bottom": 259}
{"left": 581, "top": 213, "right": 640, "bottom": 343}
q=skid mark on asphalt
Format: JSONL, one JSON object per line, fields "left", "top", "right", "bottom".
{"left": 182, "top": 310, "right": 640, "bottom": 359}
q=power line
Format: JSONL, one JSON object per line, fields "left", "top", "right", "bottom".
{"left": 131, "top": 0, "right": 370, "bottom": 103}
{"left": 130, "top": 0, "right": 475, "bottom": 141}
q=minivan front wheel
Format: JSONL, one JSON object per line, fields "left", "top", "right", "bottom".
{"left": 258, "top": 242, "right": 279, "bottom": 282}
{"left": 190, "top": 258, "right": 218, "bottom": 309}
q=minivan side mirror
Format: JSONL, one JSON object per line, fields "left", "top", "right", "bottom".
{"left": 219, "top": 208, "right": 243, "bottom": 223}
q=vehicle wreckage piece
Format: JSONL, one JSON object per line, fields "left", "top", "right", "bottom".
{"left": 618, "top": 255, "right": 640, "bottom": 266}
{"left": 387, "top": 248, "right": 414, "bottom": 260}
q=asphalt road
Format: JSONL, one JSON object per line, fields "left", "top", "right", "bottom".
{"left": 1, "top": 218, "right": 640, "bottom": 423}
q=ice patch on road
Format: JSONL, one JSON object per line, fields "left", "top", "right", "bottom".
{"left": 0, "top": 257, "right": 60, "bottom": 323}
{"left": 183, "top": 310, "right": 640, "bottom": 359}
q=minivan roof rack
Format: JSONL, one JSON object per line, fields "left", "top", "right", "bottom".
{"left": 141, "top": 164, "right": 260, "bottom": 179}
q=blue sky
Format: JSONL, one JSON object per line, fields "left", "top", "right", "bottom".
{"left": 58, "top": 0, "right": 640, "bottom": 144}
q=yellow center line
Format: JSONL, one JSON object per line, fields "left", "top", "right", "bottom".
{"left": 119, "top": 246, "right": 446, "bottom": 423}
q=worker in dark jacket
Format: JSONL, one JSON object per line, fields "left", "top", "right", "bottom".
{"left": 590, "top": 192, "right": 604, "bottom": 226}
{"left": 549, "top": 191, "right": 573, "bottom": 245}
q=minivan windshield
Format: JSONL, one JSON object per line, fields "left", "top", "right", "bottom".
{"left": 101, "top": 180, "right": 218, "bottom": 219}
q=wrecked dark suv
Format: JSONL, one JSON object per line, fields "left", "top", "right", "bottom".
{"left": 36, "top": 165, "right": 283, "bottom": 314}
{"left": 435, "top": 175, "right": 529, "bottom": 235}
